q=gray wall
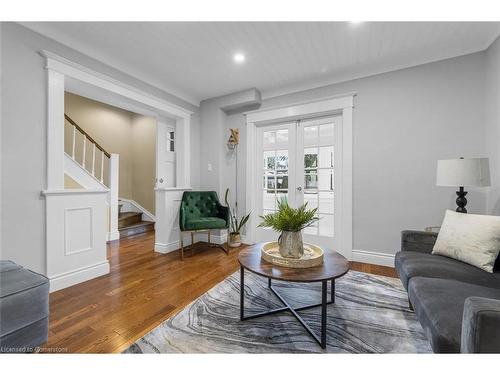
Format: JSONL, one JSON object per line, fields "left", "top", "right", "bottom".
{"left": 485, "top": 36, "right": 500, "bottom": 214}
{"left": 0, "top": 23, "right": 200, "bottom": 273}
{"left": 201, "top": 52, "right": 488, "bottom": 256}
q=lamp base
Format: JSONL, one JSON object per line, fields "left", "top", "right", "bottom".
{"left": 456, "top": 186, "right": 467, "bottom": 213}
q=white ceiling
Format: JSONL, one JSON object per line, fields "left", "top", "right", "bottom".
{"left": 23, "top": 22, "right": 500, "bottom": 106}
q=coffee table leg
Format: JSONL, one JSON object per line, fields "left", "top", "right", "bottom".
{"left": 331, "top": 279, "right": 335, "bottom": 303}
{"left": 268, "top": 278, "right": 272, "bottom": 288}
{"left": 321, "top": 281, "right": 327, "bottom": 349}
{"left": 240, "top": 266, "right": 244, "bottom": 321}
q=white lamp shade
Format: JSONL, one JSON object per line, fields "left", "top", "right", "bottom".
{"left": 436, "top": 158, "right": 491, "bottom": 187}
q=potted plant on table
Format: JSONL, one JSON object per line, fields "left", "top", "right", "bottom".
{"left": 259, "top": 198, "right": 319, "bottom": 258}
{"left": 224, "top": 188, "right": 251, "bottom": 248}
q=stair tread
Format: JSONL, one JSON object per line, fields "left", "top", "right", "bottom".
{"left": 119, "top": 212, "right": 142, "bottom": 219}
{"left": 119, "top": 221, "right": 154, "bottom": 230}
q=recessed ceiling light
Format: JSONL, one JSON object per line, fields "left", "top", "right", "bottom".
{"left": 233, "top": 53, "right": 246, "bottom": 63}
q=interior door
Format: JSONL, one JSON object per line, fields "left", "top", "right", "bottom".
{"left": 256, "top": 122, "right": 297, "bottom": 243}
{"left": 255, "top": 116, "right": 341, "bottom": 252}
{"left": 296, "top": 116, "right": 340, "bottom": 252}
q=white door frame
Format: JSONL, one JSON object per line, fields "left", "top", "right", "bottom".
{"left": 41, "top": 50, "right": 193, "bottom": 290}
{"left": 244, "top": 93, "right": 354, "bottom": 259}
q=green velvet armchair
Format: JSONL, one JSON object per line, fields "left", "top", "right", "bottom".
{"left": 179, "top": 191, "right": 230, "bottom": 260}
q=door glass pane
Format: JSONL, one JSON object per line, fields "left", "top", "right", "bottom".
{"left": 276, "top": 129, "right": 288, "bottom": 144}
{"left": 318, "top": 169, "right": 333, "bottom": 191}
{"left": 319, "top": 146, "right": 333, "bottom": 168}
{"left": 276, "top": 174, "right": 288, "bottom": 189}
{"left": 304, "top": 221, "right": 318, "bottom": 235}
{"left": 319, "top": 192, "right": 334, "bottom": 214}
{"left": 304, "top": 191, "right": 318, "bottom": 210}
{"left": 263, "top": 191, "right": 275, "bottom": 210}
{"left": 276, "top": 190, "right": 288, "bottom": 204}
{"left": 318, "top": 214, "right": 334, "bottom": 237}
{"left": 304, "top": 171, "right": 318, "bottom": 190}
{"left": 263, "top": 151, "right": 275, "bottom": 170}
{"left": 263, "top": 131, "right": 276, "bottom": 148}
{"left": 319, "top": 123, "right": 334, "bottom": 145}
{"left": 304, "top": 148, "right": 318, "bottom": 169}
{"left": 304, "top": 126, "right": 318, "bottom": 147}
{"left": 276, "top": 150, "right": 289, "bottom": 170}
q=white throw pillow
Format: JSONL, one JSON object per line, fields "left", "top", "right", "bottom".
{"left": 432, "top": 210, "right": 500, "bottom": 273}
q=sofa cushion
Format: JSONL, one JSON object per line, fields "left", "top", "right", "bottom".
{"left": 183, "top": 217, "right": 227, "bottom": 231}
{"left": 395, "top": 251, "right": 500, "bottom": 290}
{"left": 408, "top": 277, "right": 500, "bottom": 353}
{"left": 432, "top": 210, "right": 500, "bottom": 273}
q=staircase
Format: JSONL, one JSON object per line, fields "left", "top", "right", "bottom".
{"left": 118, "top": 211, "right": 154, "bottom": 238}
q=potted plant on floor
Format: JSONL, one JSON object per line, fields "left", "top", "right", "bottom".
{"left": 259, "top": 198, "right": 319, "bottom": 258}
{"left": 224, "top": 188, "right": 251, "bottom": 248}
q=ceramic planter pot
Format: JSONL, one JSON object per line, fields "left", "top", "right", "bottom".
{"left": 278, "top": 230, "right": 304, "bottom": 258}
{"left": 228, "top": 232, "right": 242, "bottom": 248}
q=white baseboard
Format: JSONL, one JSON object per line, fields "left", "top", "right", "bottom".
{"left": 119, "top": 198, "right": 155, "bottom": 222}
{"left": 107, "top": 231, "right": 120, "bottom": 242}
{"left": 352, "top": 249, "right": 395, "bottom": 267}
{"left": 49, "top": 260, "right": 110, "bottom": 292}
{"left": 154, "top": 232, "right": 228, "bottom": 254}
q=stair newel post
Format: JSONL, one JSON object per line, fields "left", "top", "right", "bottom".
{"left": 109, "top": 153, "right": 120, "bottom": 241}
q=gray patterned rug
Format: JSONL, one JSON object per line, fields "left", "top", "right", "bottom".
{"left": 124, "top": 270, "right": 432, "bottom": 353}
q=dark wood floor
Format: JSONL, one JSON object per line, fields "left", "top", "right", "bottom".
{"left": 44, "top": 232, "right": 396, "bottom": 353}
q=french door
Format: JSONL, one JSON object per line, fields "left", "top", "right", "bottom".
{"left": 256, "top": 116, "right": 341, "bottom": 252}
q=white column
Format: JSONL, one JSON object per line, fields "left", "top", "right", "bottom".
{"left": 46, "top": 69, "right": 65, "bottom": 189}
{"left": 175, "top": 115, "right": 191, "bottom": 188}
{"left": 108, "top": 154, "right": 120, "bottom": 241}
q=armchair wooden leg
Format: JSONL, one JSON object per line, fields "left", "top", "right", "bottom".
{"left": 208, "top": 231, "right": 211, "bottom": 245}
{"left": 180, "top": 232, "right": 184, "bottom": 261}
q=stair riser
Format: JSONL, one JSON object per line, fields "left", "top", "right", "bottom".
{"left": 119, "top": 223, "right": 154, "bottom": 238}
{"left": 119, "top": 213, "right": 142, "bottom": 228}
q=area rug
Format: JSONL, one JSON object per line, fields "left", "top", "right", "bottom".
{"left": 123, "top": 270, "right": 432, "bottom": 353}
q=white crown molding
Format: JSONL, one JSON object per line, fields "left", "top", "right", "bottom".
{"left": 39, "top": 50, "right": 194, "bottom": 119}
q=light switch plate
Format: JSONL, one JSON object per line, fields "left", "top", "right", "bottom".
{"left": 207, "top": 163, "right": 212, "bottom": 171}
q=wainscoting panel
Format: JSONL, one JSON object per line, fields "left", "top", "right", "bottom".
{"left": 44, "top": 189, "right": 110, "bottom": 292}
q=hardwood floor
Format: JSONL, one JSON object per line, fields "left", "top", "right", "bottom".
{"left": 44, "top": 232, "right": 397, "bottom": 353}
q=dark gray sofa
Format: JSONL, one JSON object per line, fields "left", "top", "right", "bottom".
{"left": 395, "top": 230, "right": 500, "bottom": 353}
{"left": 0, "top": 260, "right": 49, "bottom": 353}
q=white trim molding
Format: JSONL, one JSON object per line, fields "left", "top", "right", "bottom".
{"left": 49, "top": 261, "right": 110, "bottom": 293}
{"left": 39, "top": 50, "right": 193, "bottom": 119}
{"left": 352, "top": 249, "right": 396, "bottom": 268}
{"left": 245, "top": 94, "right": 355, "bottom": 260}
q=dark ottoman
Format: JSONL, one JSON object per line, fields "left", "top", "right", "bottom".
{"left": 0, "top": 260, "right": 49, "bottom": 353}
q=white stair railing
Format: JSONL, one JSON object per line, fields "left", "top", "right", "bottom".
{"left": 64, "top": 114, "right": 111, "bottom": 186}
{"left": 64, "top": 114, "right": 120, "bottom": 241}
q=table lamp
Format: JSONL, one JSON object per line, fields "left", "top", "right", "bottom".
{"left": 436, "top": 157, "right": 490, "bottom": 213}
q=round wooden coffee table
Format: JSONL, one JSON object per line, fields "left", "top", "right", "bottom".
{"left": 238, "top": 243, "right": 349, "bottom": 349}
